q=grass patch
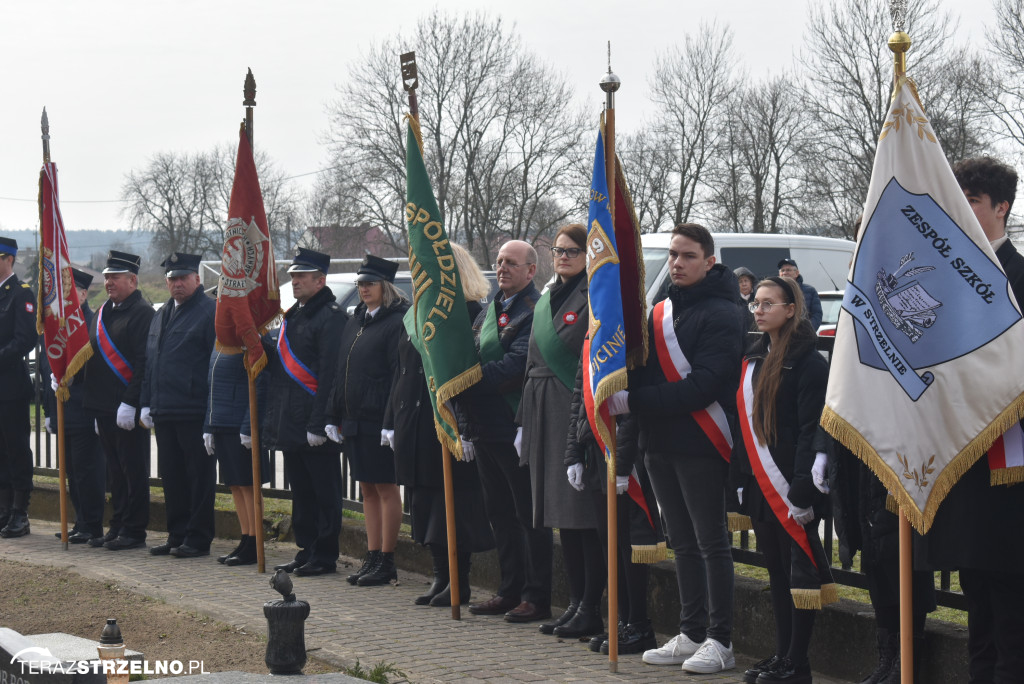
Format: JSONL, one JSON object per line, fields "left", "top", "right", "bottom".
{"left": 341, "top": 660, "right": 406, "bottom": 684}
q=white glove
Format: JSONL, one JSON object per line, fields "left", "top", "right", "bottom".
{"left": 140, "top": 407, "right": 154, "bottom": 429}
{"left": 203, "top": 433, "right": 215, "bottom": 456}
{"left": 307, "top": 431, "right": 327, "bottom": 447}
{"left": 567, "top": 463, "right": 585, "bottom": 492}
{"left": 812, "top": 451, "right": 830, "bottom": 494}
{"left": 615, "top": 475, "right": 629, "bottom": 495}
{"left": 607, "top": 390, "right": 630, "bottom": 416}
{"left": 115, "top": 403, "right": 136, "bottom": 431}
{"left": 94, "top": 419, "right": 99, "bottom": 436}
{"left": 385, "top": 429, "right": 395, "bottom": 450}
{"left": 790, "top": 505, "right": 815, "bottom": 526}
{"left": 460, "top": 437, "right": 475, "bottom": 463}
{"left": 240, "top": 433, "right": 252, "bottom": 449}
{"left": 737, "top": 488, "right": 744, "bottom": 505}
{"left": 381, "top": 429, "right": 395, "bottom": 449}
{"left": 45, "top": 417, "right": 53, "bottom": 434}
{"left": 325, "top": 424, "right": 342, "bottom": 444}
{"left": 50, "top": 373, "right": 59, "bottom": 392}
{"left": 513, "top": 426, "right": 523, "bottom": 457}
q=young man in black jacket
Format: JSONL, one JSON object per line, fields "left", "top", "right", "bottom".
{"left": 611, "top": 224, "right": 745, "bottom": 674}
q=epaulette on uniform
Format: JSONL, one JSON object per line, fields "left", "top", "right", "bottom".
{"left": 21, "top": 283, "right": 31, "bottom": 289}
{"left": 330, "top": 303, "right": 340, "bottom": 311}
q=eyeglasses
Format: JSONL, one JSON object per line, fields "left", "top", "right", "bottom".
{"left": 550, "top": 246, "right": 584, "bottom": 258}
{"left": 492, "top": 260, "right": 533, "bottom": 270}
{"left": 748, "top": 301, "right": 792, "bottom": 313}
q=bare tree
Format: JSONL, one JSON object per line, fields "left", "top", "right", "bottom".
{"left": 618, "top": 125, "right": 676, "bottom": 233}
{"left": 922, "top": 48, "right": 1001, "bottom": 164}
{"left": 990, "top": 0, "right": 1024, "bottom": 149}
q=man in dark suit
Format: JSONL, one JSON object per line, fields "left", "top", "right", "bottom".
{"left": 455, "top": 239, "right": 553, "bottom": 623}
{"left": 141, "top": 253, "right": 217, "bottom": 558}
{"left": 83, "top": 250, "right": 155, "bottom": 550}
{"left": 0, "top": 237, "right": 37, "bottom": 538}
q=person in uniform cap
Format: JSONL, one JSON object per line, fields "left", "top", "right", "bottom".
{"left": 42, "top": 267, "right": 106, "bottom": 543}
{"left": 264, "top": 247, "right": 347, "bottom": 576}
{"left": 777, "top": 259, "right": 822, "bottom": 330}
{"left": 140, "top": 253, "right": 217, "bottom": 558}
{"left": 83, "top": 250, "right": 155, "bottom": 550}
{"left": 0, "top": 237, "right": 38, "bottom": 538}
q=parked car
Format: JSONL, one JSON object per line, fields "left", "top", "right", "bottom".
{"left": 817, "top": 290, "right": 844, "bottom": 338}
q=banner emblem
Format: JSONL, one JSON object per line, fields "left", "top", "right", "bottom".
{"left": 219, "top": 217, "right": 269, "bottom": 298}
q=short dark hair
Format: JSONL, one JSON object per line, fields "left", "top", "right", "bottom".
{"left": 953, "top": 156, "right": 1018, "bottom": 225}
{"left": 671, "top": 223, "right": 715, "bottom": 258}
{"left": 554, "top": 223, "right": 587, "bottom": 250}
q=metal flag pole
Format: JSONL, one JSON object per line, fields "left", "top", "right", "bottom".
{"left": 401, "top": 50, "right": 463, "bottom": 620}
{"left": 600, "top": 43, "right": 621, "bottom": 673}
{"left": 887, "top": 3, "right": 914, "bottom": 681}
{"left": 41, "top": 107, "right": 70, "bottom": 551}
{"left": 243, "top": 68, "right": 266, "bottom": 573}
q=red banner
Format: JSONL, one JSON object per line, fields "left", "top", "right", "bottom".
{"left": 214, "top": 125, "right": 280, "bottom": 377}
{"left": 612, "top": 155, "right": 648, "bottom": 370}
{"left": 37, "top": 162, "right": 92, "bottom": 400}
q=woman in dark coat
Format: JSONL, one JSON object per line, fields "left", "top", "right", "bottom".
{"left": 731, "top": 276, "right": 834, "bottom": 684}
{"left": 384, "top": 243, "right": 494, "bottom": 607}
{"left": 517, "top": 223, "right": 604, "bottom": 638}
{"left": 325, "top": 255, "right": 408, "bottom": 587}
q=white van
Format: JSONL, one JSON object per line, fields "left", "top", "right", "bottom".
{"left": 640, "top": 232, "right": 855, "bottom": 305}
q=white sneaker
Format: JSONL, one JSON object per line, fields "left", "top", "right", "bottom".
{"left": 642, "top": 632, "right": 700, "bottom": 665}
{"left": 681, "top": 638, "right": 735, "bottom": 674}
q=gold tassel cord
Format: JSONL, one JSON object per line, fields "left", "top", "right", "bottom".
{"left": 631, "top": 542, "right": 667, "bottom": 564}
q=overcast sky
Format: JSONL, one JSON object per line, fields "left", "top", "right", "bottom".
{"left": 0, "top": 0, "right": 994, "bottom": 234}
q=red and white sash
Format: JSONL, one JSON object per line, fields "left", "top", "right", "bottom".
{"left": 988, "top": 422, "right": 1024, "bottom": 485}
{"left": 737, "top": 358, "right": 817, "bottom": 567}
{"left": 651, "top": 298, "right": 733, "bottom": 462}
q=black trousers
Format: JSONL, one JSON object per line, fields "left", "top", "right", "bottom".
{"left": 64, "top": 428, "right": 105, "bottom": 536}
{"left": 474, "top": 440, "right": 553, "bottom": 606}
{"left": 960, "top": 568, "right": 1024, "bottom": 684}
{"left": 283, "top": 444, "right": 342, "bottom": 566}
{"left": 0, "top": 398, "right": 33, "bottom": 491}
{"left": 96, "top": 414, "right": 150, "bottom": 540}
{"left": 155, "top": 419, "right": 215, "bottom": 550}
{"left": 589, "top": 486, "right": 649, "bottom": 624}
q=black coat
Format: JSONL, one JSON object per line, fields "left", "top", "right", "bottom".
{"left": 924, "top": 238, "right": 1024, "bottom": 571}
{"left": 204, "top": 349, "right": 268, "bottom": 433}
{"left": 141, "top": 286, "right": 216, "bottom": 420}
{"left": 622, "top": 264, "right": 746, "bottom": 457}
{"left": 83, "top": 289, "right": 156, "bottom": 414}
{"left": 262, "top": 286, "right": 347, "bottom": 450}
{"left": 454, "top": 281, "right": 540, "bottom": 443}
{"left": 41, "top": 302, "right": 94, "bottom": 431}
{"left": 730, "top": 328, "right": 829, "bottom": 519}
{"left": 385, "top": 301, "right": 483, "bottom": 489}
{"left": 0, "top": 274, "right": 37, "bottom": 403}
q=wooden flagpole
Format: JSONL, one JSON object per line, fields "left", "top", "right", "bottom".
{"left": 600, "top": 43, "right": 621, "bottom": 673}
{"left": 400, "top": 50, "right": 464, "bottom": 620}
{"left": 41, "top": 108, "right": 70, "bottom": 551}
{"left": 243, "top": 68, "right": 266, "bottom": 574}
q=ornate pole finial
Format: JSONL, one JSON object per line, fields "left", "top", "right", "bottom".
{"left": 887, "top": 0, "right": 911, "bottom": 92}
{"left": 889, "top": 0, "right": 907, "bottom": 33}
{"left": 243, "top": 68, "right": 256, "bottom": 147}
{"left": 599, "top": 41, "right": 621, "bottom": 111}
{"left": 41, "top": 107, "right": 51, "bottom": 163}
{"left": 400, "top": 51, "right": 420, "bottom": 121}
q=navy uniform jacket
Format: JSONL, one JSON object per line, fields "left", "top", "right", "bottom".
{"left": 0, "top": 274, "right": 37, "bottom": 403}
{"left": 140, "top": 286, "right": 216, "bottom": 420}
{"left": 83, "top": 289, "right": 156, "bottom": 414}
{"left": 262, "top": 286, "right": 347, "bottom": 451}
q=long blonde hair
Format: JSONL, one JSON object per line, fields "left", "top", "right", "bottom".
{"left": 451, "top": 243, "right": 490, "bottom": 301}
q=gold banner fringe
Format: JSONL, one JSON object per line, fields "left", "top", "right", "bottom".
{"left": 56, "top": 386, "right": 70, "bottom": 403}
{"left": 791, "top": 585, "right": 837, "bottom": 611}
{"left": 592, "top": 366, "right": 628, "bottom": 467}
{"left": 405, "top": 115, "right": 425, "bottom": 157}
{"left": 820, "top": 583, "right": 839, "bottom": 606}
{"left": 728, "top": 512, "right": 753, "bottom": 532}
{"left": 885, "top": 493, "right": 899, "bottom": 515}
{"left": 434, "top": 363, "right": 484, "bottom": 462}
{"left": 991, "top": 465, "right": 1024, "bottom": 486}
{"left": 631, "top": 542, "right": 667, "bottom": 564}
{"left": 245, "top": 350, "right": 267, "bottom": 380}
{"left": 215, "top": 341, "right": 244, "bottom": 354}
{"left": 821, "top": 390, "right": 1024, "bottom": 533}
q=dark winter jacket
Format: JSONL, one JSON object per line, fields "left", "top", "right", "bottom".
{"left": 262, "top": 286, "right": 347, "bottom": 450}
{"left": 141, "top": 286, "right": 216, "bottom": 420}
{"left": 796, "top": 274, "right": 823, "bottom": 330}
{"left": 41, "top": 302, "right": 94, "bottom": 432}
{"left": 204, "top": 349, "right": 268, "bottom": 434}
{"left": 730, "top": 325, "right": 829, "bottom": 520}
{"left": 622, "top": 264, "right": 746, "bottom": 457}
{"left": 454, "top": 281, "right": 540, "bottom": 443}
{"left": 84, "top": 289, "right": 156, "bottom": 414}
{"left": 327, "top": 298, "right": 408, "bottom": 437}
{"left": 0, "top": 273, "right": 36, "bottom": 402}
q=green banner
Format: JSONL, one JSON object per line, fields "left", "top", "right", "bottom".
{"left": 404, "top": 116, "right": 482, "bottom": 459}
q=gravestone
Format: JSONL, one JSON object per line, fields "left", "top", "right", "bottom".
{"left": 0, "top": 628, "right": 140, "bottom": 684}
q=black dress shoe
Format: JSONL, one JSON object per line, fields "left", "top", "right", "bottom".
{"left": 504, "top": 601, "right": 552, "bottom": 623}
{"left": 553, "top": 604, "right": 604, "bottom": 638}
{"left": 539, "top": 603, "right": 577, "bottom": 634}
{"left": 273, "top": 560, "right": 303, "bottom": 573}
{"left": 756, "top": 657, "right": 811, "bottom": 684}
{"left": 150, "top": 539, "right": 182, "bottom": 556}
{"left": 469, "top": 594, "right": 520, "bottom": 616}
{"left": 744, "top": 655, "right": 781, "bottom": 684}
{"left": 601, "top": 620, "right": 656, "bottom": 655}
{"left": 88, "top": 530, "right": 118, "bottom": 548}
{"left": 589, "top": 632, "right": 609, "bottom": 653}
{"left": 218, "top": 537, "right": 246, "bottom": 564}
{"left": 55, "top": 529, "right": 80, "bottom": 539}
{"left": 104, "top": 536, "right": 145, "bottom": 551}
{"left": 294, "top": 561, "right": 336, "bottom": 576}
{"left": 69, "top": 531, "right": 94, "bottom": 544}
{"left": 170, "top": 544, "right": 210, "bottom": 558}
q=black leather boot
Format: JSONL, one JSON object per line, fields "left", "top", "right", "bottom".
{"left": 430, "top": 551, "right": 471, "bottom": 606}
{"left": 602, "top": 619, "right": 656, "bottom": 655}
{"left": 859, "top": 628, "right": 897, "bottom": 684}
{"left": 225, "top": 535, "right": 258, "bottom": 566}
{"left": 1, "top": 490, "right": 30, "bottom": 538}
{"left": 218, "top": 536, "right": 247, "bottom": 564}
{"left": 357, "top": 551, "right": 397, "bottom": 586}
{"left": 0, "top": 488, "right": 12, "bottom": 530}
{"left": 539, "top": 603, "right": 577, "bottom": 635}
{"left": 416, "top": 547, "right": 449, "bottom": 605}
{"left": 347, "top": 550, "right": 381, "bottom": 585}
{"left": 553, "top": 604, "right": 604, "bottom": 638}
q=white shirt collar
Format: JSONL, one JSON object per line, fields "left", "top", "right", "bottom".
{"left": 991, "top": 234, "right": 1009, "bottom": 252}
